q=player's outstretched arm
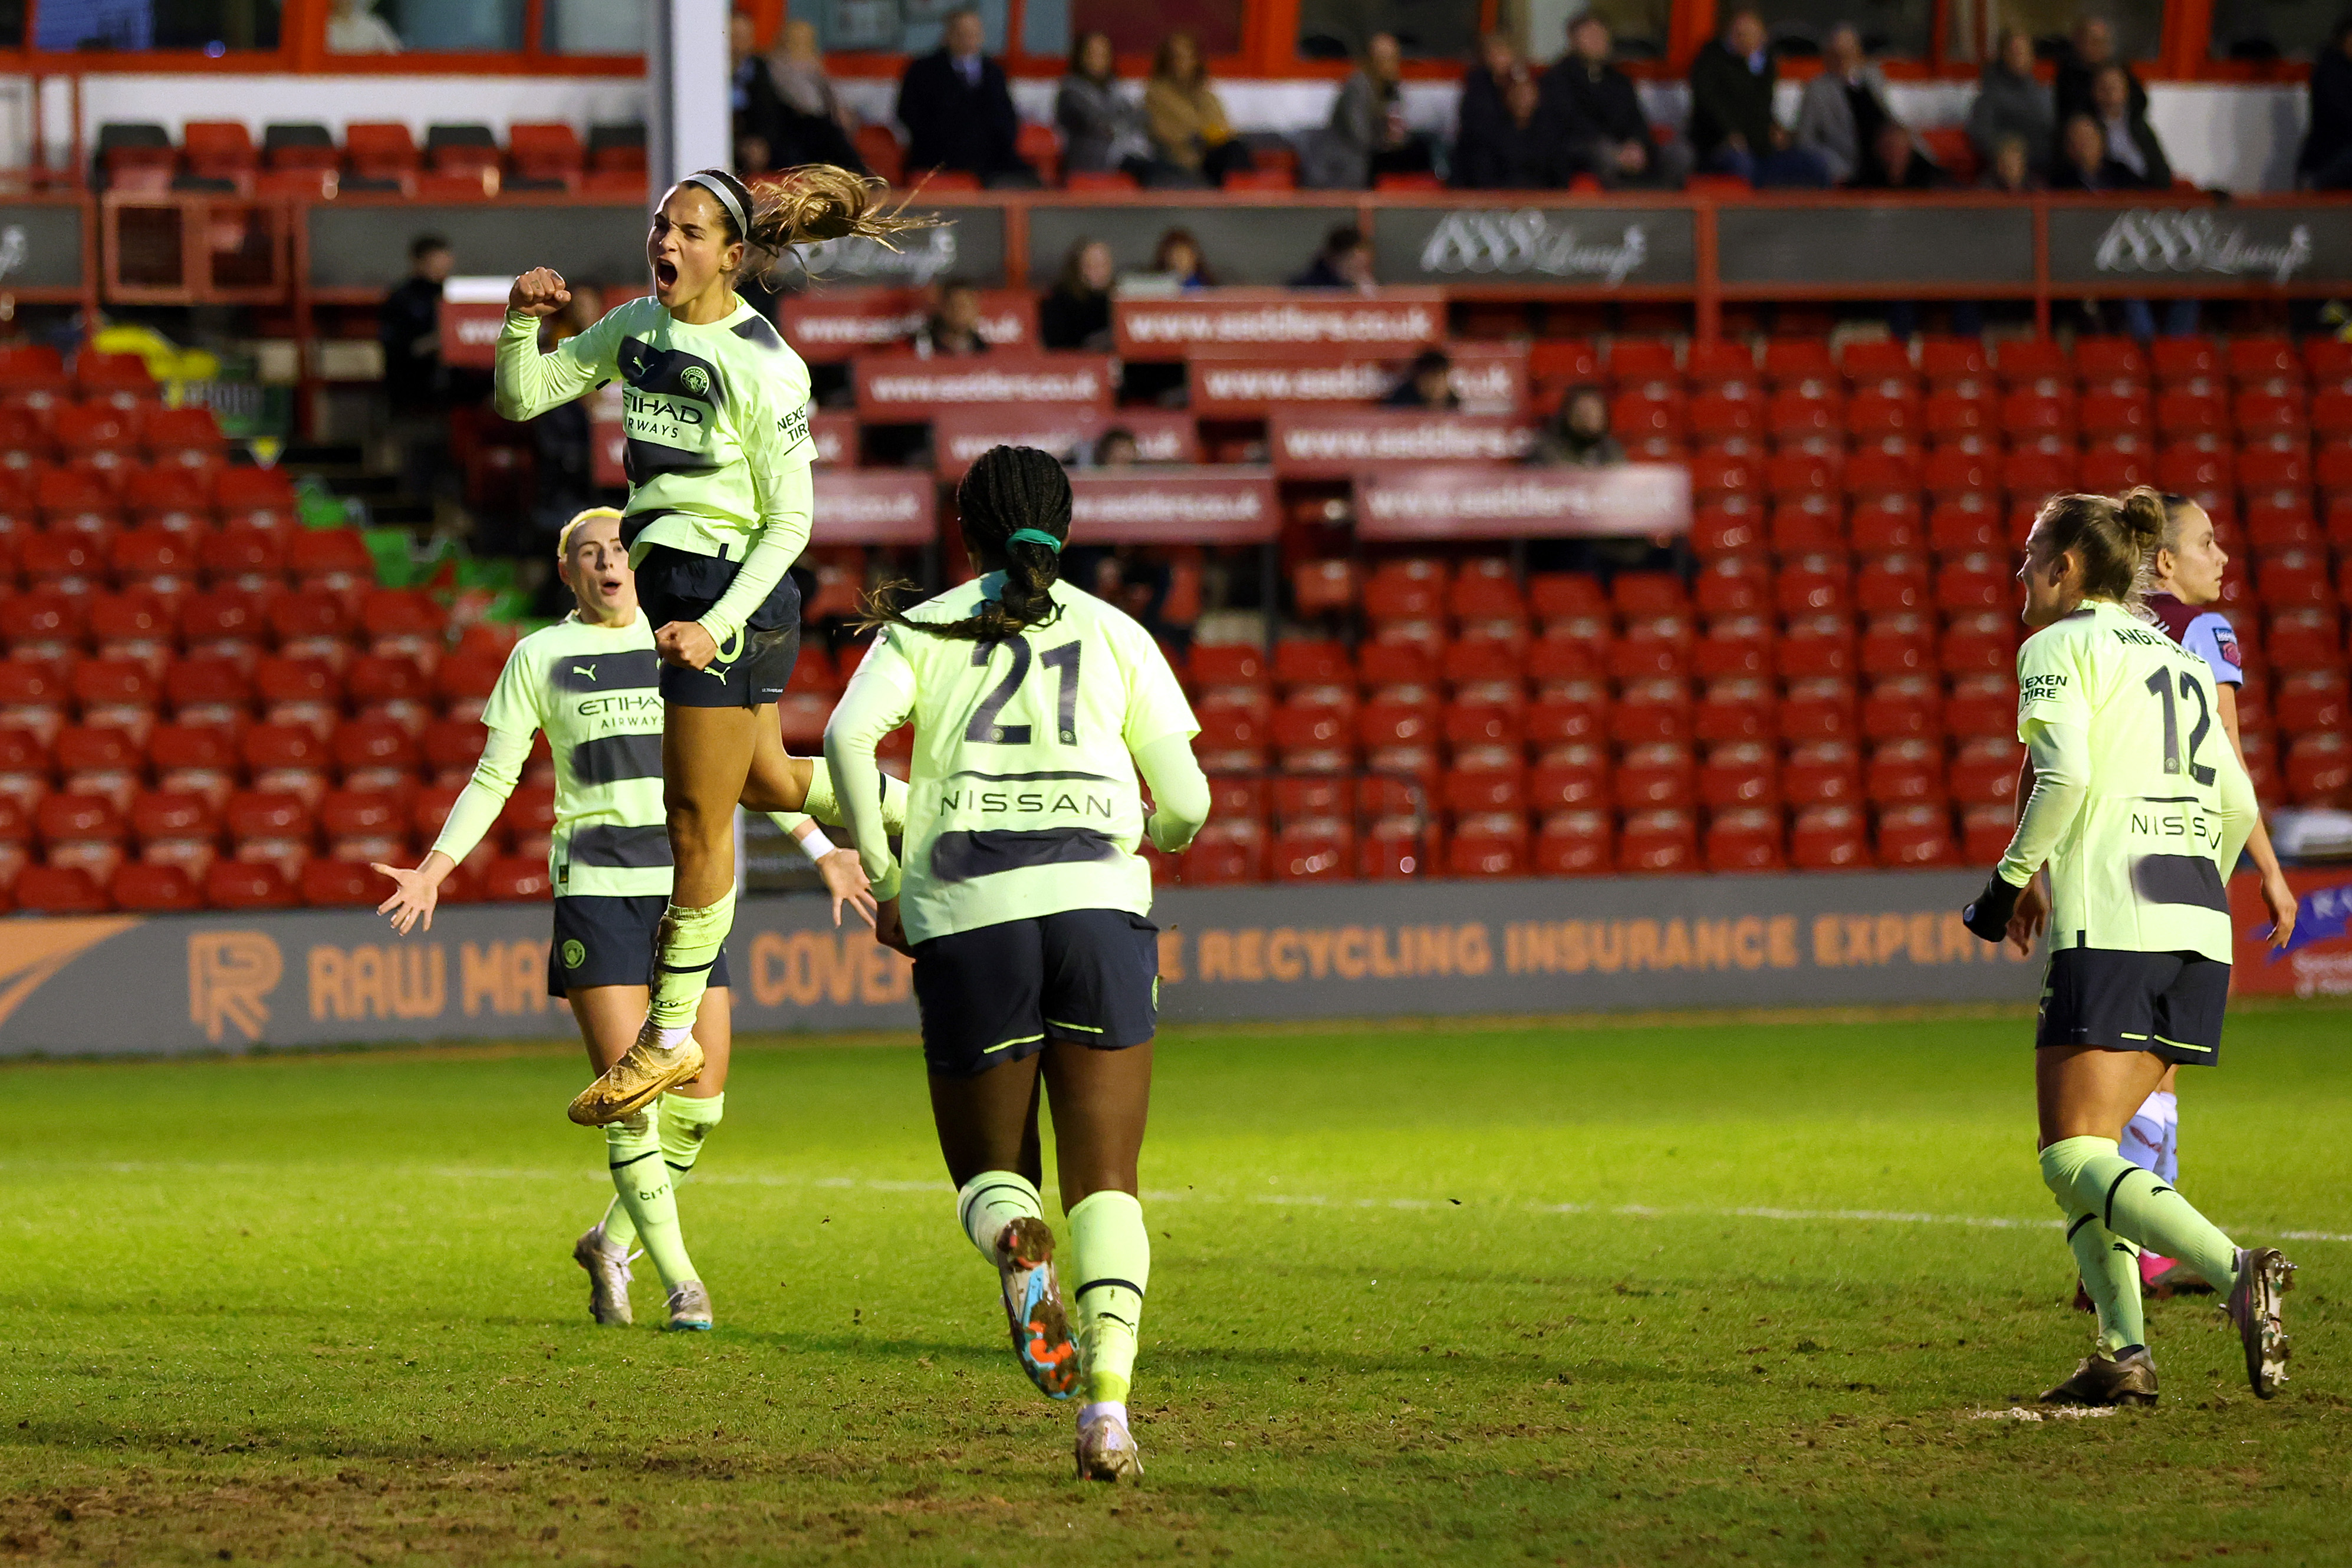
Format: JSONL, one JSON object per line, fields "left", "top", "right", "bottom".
{"left": 376, "top": 727, "right": 532, "bottom": 934}
{"left": 494, "top": 267, "right": 616, "bottom": 423}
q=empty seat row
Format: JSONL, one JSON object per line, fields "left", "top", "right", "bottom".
{"left": 96, "top": 120, "right": 647, "bottom": 198}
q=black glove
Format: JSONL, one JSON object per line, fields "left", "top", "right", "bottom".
{"left": 1962, "top": 874, "right": 2024, "bottom": 943}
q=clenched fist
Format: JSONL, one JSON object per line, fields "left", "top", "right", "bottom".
{"left": 508, "top": 266, "right": 572, "bottom": 318}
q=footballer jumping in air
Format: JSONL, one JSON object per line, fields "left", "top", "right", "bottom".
{"left": 824, "top": 446, "right": 1210, "bottom": 1482}
{"left": 373, "top": 508, "right": 899, "bottom": 1332}
{"left": 2012, "top": 493, "right": 2298, "bottom": 1303}
{"left": 1962, "top": 487, "right": 2295, "bottom": 1406}
{"left": 494, "top": 163, "right": 922, "bottom": 1126}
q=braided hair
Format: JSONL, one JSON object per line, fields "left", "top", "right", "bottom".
{"left": 864, "top": 446, "right": 1070, "bottom": 642}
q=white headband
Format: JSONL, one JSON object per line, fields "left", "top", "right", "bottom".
{"left": 680, "top": 172, "right": 749, "bottom": 239}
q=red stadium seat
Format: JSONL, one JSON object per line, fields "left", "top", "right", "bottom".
{"left": 213, "top": 467, "right": 300, "bottom": 532}
{"left": 1996, "top": 338, "right": 2069, "bottom": 392}
{"left": 205, "top": 858, "right": 297, "bottom": 910}
{"left": 288, "top": 528, "right": 377, "bottom": 597}
{"left": 1790, "top": 804, "right": 1869, "bottom": 868}
{"left": 111, "top": 858, "right": 203, "bottom": 911}
{"left": 37, "top": 792, "right": 129, "bottom": 884}
{"left": 1533, "top": 810, "right": 1611, "bottom": 874}
{"left": 347, "top": 654, "right": 433, "bottom": 730}
{"left": 55, "top": 724, "right": 142, "bottom": 811}
{"left": 320, "top": 788, "right": 407, "bottom": 863}
{"left": 331, "top": 718, "right": 421, "bottom": 794}
{"left": 1619, "top": 808, "right": 1696, "bottom": 873}
{"left": 1447, "top": 815, "right": 1528, "bottom": 878}
{"left": 481, "top": 854, "right": 554, "bottom": 901}
{"left": 131, "top": 789, "right": 223, "bottom": 875}
{"left": 149, "top": 724, "right": 237, "bottom": 808}
{"left": 144, "top": 405, "right": 229, "bottom": 467}
{"left": 1876, "top": 802, "right": 1956, "bottom": 866}
{"left": 14, "top": 863, "right": 111, "bottom": 913}
{"left": 1705, "top": 808, "right": 1783, "bottom": 871}
{"left": 179, "top": 591, "right": 269, "bottom": 667}
{"left": 88, "top": 592, "right": 176, "bottom": 674}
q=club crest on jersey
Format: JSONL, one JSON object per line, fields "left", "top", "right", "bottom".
{"left": 681, "top": 365, "right": 711, "bottom": 397}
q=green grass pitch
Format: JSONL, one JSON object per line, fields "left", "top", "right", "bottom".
{"left": 4, "top": 1002, "right": 2350, "bottom": 1566}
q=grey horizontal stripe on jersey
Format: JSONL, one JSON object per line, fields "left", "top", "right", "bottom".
{"left": 571, "top": 732, "right": 665, "bottom": 785}
{"left": 553, "top": 648, "right": 661, "bottom": 693}
{"left": 2130, "top": 853, "right": 2229, "bottom": 913}
{"left": 624, "top": 437, "right": 725, "bottom": 481}
{"left": 946, "top": 769, "right": 1118, "bottom": 784}
{"left": 568, "top": 823, "right": 675, "bottom": 869}
{"left": 929, "top": 827, "right": 1120, "bottom": 885}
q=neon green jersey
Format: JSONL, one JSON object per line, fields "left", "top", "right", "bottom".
{"left": 2000, "top": 599, "right": 2258, "bottom": 963}
{"left": 494, "top": 296, "right": 815, "bottom": 645}
{"left": 828, "top": 577, "right": 1199, "bottom": 944}
{"left": 476, "top": 614, "right": 672, "bottom": 898}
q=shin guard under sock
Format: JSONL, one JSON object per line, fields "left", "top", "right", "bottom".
{"left": 2062, "top": 1207, "right": 2146, "bottom": 1353}
{"left": 1068, "top": 1189, "right": 1150, "bottom": 1406}
{"left": 647, "top": 891, "right": 735, "bottom": 1034}
{"left": 608, "top": 1107, "right": 696, "bottom": 1289}
{"left": 2041, "top": 1135, "right": 2236, "bottom": 1295}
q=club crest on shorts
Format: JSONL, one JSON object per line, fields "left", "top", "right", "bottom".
{"left": 563, "top": 939, "right": 587, "bottom": 969}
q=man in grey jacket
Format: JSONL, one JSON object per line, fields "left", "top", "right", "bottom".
{"left": 1793, "top": 25, "right": 1905, "bottom": 187}
{"left": 1306, "top": 32, "right": 1435, "bottom": 187}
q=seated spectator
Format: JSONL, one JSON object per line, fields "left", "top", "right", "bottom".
{"left": 730, "top": 12, "right": 788, "bottom": 174}
{"left": 1144, "top": 31, "right": 1254, "bottom": 186}
{"left": 1308, "top": 32, "right": 1435, "bottom": 188}
{"left": 1456, "top": 31, "right": 1521, "bottom": 176}
{"left": 895, "top": 6, "right": 1040, "bottom": 187}
{"left": 2056, "top": 15, "right": 2146, "bottom": 133}
{"left": 2051, "top": 113, "right": 2138, "bottom": 192}
{"left": 328, "top": 0, "right": 401, "bottom": 52}
{"left": 909, "top": 281, "right": 990, "bottom": 358}
{"left": 1689, "top": 8, "right": 1830, "bottom": 188}
{"left": 1058, "top": 30, "right": 1153, "bottom": 182}
{"left": 1794, "top": 25, "right": 1902, "bottom": 187}
{"left": 1542, "top": 14, "right": 1690, "bottom": 190}
{"left": 1040, "top": 240, "right": 1116, "bottom": 351}
{"left": 767, "top": 18, "right": 868, "bottom": 173}
{"left": 1093, "top": 428, "right": 1141, "bottom": 467}
{"left": 1291, "top": 225, "right": 1376, "bottom": 291}
{"left": 1148, "top": 229, "right": 1216, "bottom": 290}
{"left": 1855, "top": 121, "right": 1946, "bottom": 190}
{"left": 2088, "top": 61, "right": 2172, "bottom": 189}
{"left": 1382, "top": 350, "right": 1458, "bottom": 411}
{"left": 1967, "top": 29, "right": 2054, "bottom": 177}
{"left": 1979, "top": 134, "right": 2042, "bottom": 193}
{"left": 1455, "top": 71, "right": 1564, "bottom": 190}
{"left": 2302, "top": 18, "right": 2352, "bottom": 189}
{"left": 1532, "top": 386, "right": 1623, "bottom": 467}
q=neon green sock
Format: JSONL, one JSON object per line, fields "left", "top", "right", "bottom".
{"left": 607, "top": 1106, "right": 696, "bottom": 1290}
{"left": 803, "top": 759, "right": 908, "bottom": 836}
{"left": 596, "top": 1193, "right": 636, "bottom": 1254}
{"left": 956, "top": 1170, "right": 1043, "bottom": 1266}
{"left": 659, "top": 1091, "right": 724, "bottom": 1181}
{"left": 647, "top": 891, "right": 735, "bottom": 1032}
{"left": 1068, "top": 1189, "right": 1150, "bottom": 1405}
{"left": 2041, "top": 1135, "right": 2238, "bottom": 1295}
{"left": 2061, "top": 1205, "right": 2145, "bottom": 1353}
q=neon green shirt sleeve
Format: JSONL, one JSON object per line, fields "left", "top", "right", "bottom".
{"left": 1135, "top": 733, "right": 1209, "bottom": 853}
{"left": 1996, "top": 718, "right": 2089, "bottom": 889}
{"left": 824, "top": 633, "right": 917, "bottom": 902}
{"left": 494, "top": 305, "right": 624, "bottom": 422}
{"left": 430, "top": 726, "right": 532, "bottom": 866}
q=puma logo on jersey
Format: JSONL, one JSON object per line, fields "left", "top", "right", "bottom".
{"left": 573, "top": 663, "right": 598, "bottom": 681}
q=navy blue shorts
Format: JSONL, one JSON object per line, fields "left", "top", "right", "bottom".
{"left": 910, "top": 909, "right": 1160, "bottom": 1078}
{"left": 630, "top": 541, "right": 801, "bottom": 709}
{"left": 2035, "top": 947, "right": 2228, "bottom": 1068}
{"left": 547, "top": 894, "right": 733, "bottom": 999}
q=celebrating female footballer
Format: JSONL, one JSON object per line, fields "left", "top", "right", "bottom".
{"left": 494, "top": 163, "right": 921, "bottom": 1125}
{"left": 1962, "top": 488, "right": 2294, "bottom": 1406}
{"left": 2013, "top": 494, "right": 2298, "bottom": 1302}
{"left": 824, "top": 447, "right": 1210, "bottom": 1482}
{"left": 374, "top": 508, "right": 898, "bottom": 1332}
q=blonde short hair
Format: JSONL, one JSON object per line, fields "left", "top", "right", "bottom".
{"left": 556, "top": 506, "right": 624, "bottom": 559}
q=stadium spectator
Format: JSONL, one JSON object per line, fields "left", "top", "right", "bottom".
{"left": 896, "top": 6, "right": 1038, "bottom": 187}
{"left": 1968, "top": 29, "right": 2054, "bottom": 177}
{"left": 1532, "top": 386, "right": 1624, "bottom": 466}
{"left": 379, "top": 234, "right": 455, "bottom": 525}
{"left": 729, "top": 12, "right": 788, "bottom": 174}
{"left": 2051, "top": 111, "right": 2141, "bottom": 191}
{"left": 1855, "top": 120, "right": 1946, "bottom": 189}
{"left": 2055, "top": 14, "right": 2146, "bottom": 134}
{"left": 2300, "top": 18, "right": 2352, "bottom": 189}
{"left": 1382, "top": 349, "right": 1459, "bottom": 411}
{"left": 907, "top": 281, "right": 991, "bottom": 358}
{"left": 1093, "top": 428, "right": 1141, "bottom": 467}
{"left": 1149, "top": 228, "right": 1216, "bottom": 289}
{"left": 1040, "top": 240, "right": 1116, "bottom": 351}
{"left": 1455, "top": 31, "right": 1522, "bottom": 178}
{"left": 1688, "top": 8, "right": 1830, "bottom": 187}
{"left": 1058, "top": 31, "right": 1153, "bottom": 182}
{"left": 1290, "top": 225, "right": 1376, "bottom": 291}
{"left": 1455, "top": 70, "right": 1563, "bottom": 189}
{"left": 1542, "top": 14, "right": 1689, "bottom": 190}
{"left": 1144, "top": 31, "right": 1253, "bottom": 186}
{"left": 2088, "top": 62, "right": 2172, "bottom": 188}
{"left": 1793, "top": 25, "right": 1902, "bottom": 187}
{"left": 1979, "top": 134, "right": 2042, "bottom": 193}
{"left": 765, "top": 18, "right": 868, "bottom": 173}
{"left": 327, "top": 0, "right": 401, "bottom": 52}
{"left": 1308, "top": 32, "right": 1434, "bottom": 187}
